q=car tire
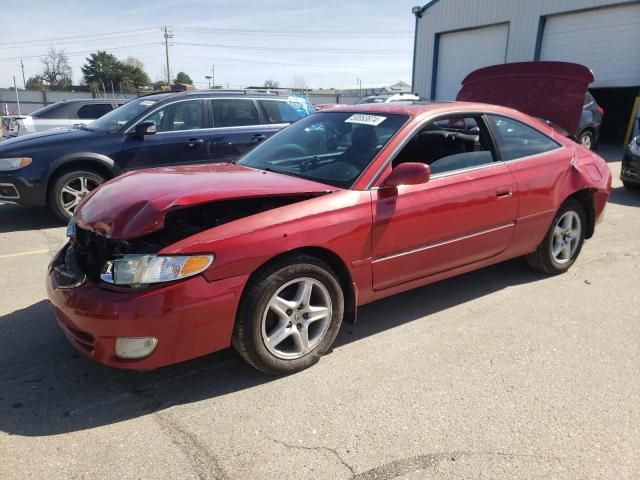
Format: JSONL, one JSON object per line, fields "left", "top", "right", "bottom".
{"left": 233, "top": 254, "right": 345, "bottom": 375}
{"left": 577, "top": 130, "right": 594, "bottom": 150}
{"left": 526, "top": 198, "right": 586, "bottom": 275}
{"left": 622, "top": 180, "right": 640, "bottom": 190}
{"left": 48, "top": 169, "right": 105, "bottom": 222}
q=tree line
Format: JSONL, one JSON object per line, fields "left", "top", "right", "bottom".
{"left": 25, "top": 48, "right": 193, "bottom": 93}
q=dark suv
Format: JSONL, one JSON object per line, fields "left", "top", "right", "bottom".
{"left": 0, "top": 91, "right": 313, "bottom": 220}
{"left": 577, "top": 92, "right": 604, "bottom": 150}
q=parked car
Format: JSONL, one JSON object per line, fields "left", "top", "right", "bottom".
{"left": 0, "top": 91, "right": 313, "bottom": 220}
{"left": 1, "top": 99, "right": 127, "bottom": 140}
{"left": 356, "top": 92, "right": 420, "bottom": 104}
{"left": 47, "top": 62, "right": 610, "bottom": 374}
{"left": 621, "top": 132, "right": 640, "bottom": 189}
{"left": 576, "top": 91, "right": 604, "bottom": 150}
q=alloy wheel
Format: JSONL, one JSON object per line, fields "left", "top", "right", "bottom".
{"left": 261, "top": 277, "right": 332, "bottom": 360}
{"left": 551, "top": 211, "right": 582, "bottom": 264}
{"left": 60, "top": 175, "right": 100, "bottom": 216}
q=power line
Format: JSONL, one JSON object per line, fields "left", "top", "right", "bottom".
{"left": 0, "top": 43, "right": 160, "bottom": 62}
{"left": 174, "top": 26, "right": 412, "bottom": 37}
{"left": 0, "top": 28, "right": 157, "bottom": 47}
{"left": 0, "top": 31, "right": 158, "bottom": 50}
{"left": 175, "top": 41, "right": 409, "bottom": 54}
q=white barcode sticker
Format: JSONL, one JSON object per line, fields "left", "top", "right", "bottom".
{"left": 345, "top": 114, "right": 386, "bottom": 126}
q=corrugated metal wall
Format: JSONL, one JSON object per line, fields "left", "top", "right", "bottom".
{"left": 413, "top": 0, "right": 640, "bottom": 98}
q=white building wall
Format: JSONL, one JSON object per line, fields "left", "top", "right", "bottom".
{"left": 413, "top": 0, "right": 640, "bottom": 98}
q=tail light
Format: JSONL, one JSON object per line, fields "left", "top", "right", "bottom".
{"left": 598, "top": 106, "right": 604, "bottom": 115}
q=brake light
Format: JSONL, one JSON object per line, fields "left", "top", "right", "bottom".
{"left": 598, "top": 106, "right": 604, "bottom": 115}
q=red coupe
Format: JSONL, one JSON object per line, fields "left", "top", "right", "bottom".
{"left": 47, "top": 62, "right": 611, "bottom": 374}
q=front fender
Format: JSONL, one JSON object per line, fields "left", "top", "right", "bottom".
{"left": 44, "top": 152, "right": 120, "bottom": 184}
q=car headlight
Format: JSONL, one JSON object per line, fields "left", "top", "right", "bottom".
{"left": 100, "top": 254, "right": 214, "bottom": 286}
{"left": 0, "top": 157, "right": 31, "bottom": 171}
{"left": 629, "top": 137, "right": 640, "bottom": 156}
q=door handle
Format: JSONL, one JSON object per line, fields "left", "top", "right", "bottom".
{"left": 496, "top": 188, "right": 513, "bottom": 199}
{"left": 252, "top": 134, "right": 267, "bottom": 142}
{"left": 186, "top": 138, "right": 205, "bottom": 148}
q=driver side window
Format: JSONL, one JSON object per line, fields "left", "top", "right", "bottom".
{"left": 143, "top": 100, "right": 205, "bottom": 133}
{"left": 392, "top": 115, "right": 495, "bottom": 175}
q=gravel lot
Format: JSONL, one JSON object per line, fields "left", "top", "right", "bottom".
{"left": 0, "top": 147, "right": 638, "bottom": 479}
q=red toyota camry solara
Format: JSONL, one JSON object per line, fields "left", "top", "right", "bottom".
{"left": 47, "top": 62, "right": 611, "bottom": 374}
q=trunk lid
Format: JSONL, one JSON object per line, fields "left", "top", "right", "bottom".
{"left": 75, "top": 163, "right": 336, "bottom": 239}
{"left": 456, "top": 61, "right": 594, "bottom": 136}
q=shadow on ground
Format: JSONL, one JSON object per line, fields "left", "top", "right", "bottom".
{"left": 0, "top": 204, "right": 62, "bottom": 233}
{"left": 0, "top": 258, "right": 543, "bottom": 437}
{"left": 608, "top": 185, "right": 640, "bottom": 207}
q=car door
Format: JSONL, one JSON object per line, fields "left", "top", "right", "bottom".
{"left": 208, "top": 98, "right": 279, "bottom": 163}
{"left": 485, "top": 114, "right": 570, "bottom": 254}
{"left": 371, "top": 115, "right": 518, "bottom": 291}
{"left": 120, "top": 99, "right": 210, "bottom": 170}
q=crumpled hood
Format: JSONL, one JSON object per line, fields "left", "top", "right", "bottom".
{"left": 456, "top": 61, "right": 594, "bottom": 136}
{"left": 75, "top": 163, "right": 336, "bottom": 239}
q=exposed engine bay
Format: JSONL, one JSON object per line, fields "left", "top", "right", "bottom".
{"left": 69, "top": 194, "right": 323, "bottom": 283}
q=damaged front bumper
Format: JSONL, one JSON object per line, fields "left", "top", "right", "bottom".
{"left": 47, "top": 243, "right": 249, "bottom": 370}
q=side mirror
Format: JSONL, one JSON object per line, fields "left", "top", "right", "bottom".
{"left": 381, "top": 162, "right": 431, "bottom": 188}
{"left": 133, "top": 121, "right": 157, "bottom": 139}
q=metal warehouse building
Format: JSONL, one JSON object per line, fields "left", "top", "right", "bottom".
{"left": 411, "top": 0, "right": 640, "bottom": 142}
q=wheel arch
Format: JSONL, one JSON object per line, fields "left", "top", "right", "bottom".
{"left": 564, "top": 188, "right": 595, "bottom": 239}
{"left": 241, "top": 246, "right": 357, "bottom": 325}
{"left": 45, "top": 153, "right": 120, "bottom": 197}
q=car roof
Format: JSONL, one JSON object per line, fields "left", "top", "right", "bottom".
{"left": 321, "top": 101, "right": 514, "bottom": 117}
{"left": 161, "top": 90, "right": 289, "bottom": 101}
{"left": 54, "top": 98, "right": 128, "bottom": 104}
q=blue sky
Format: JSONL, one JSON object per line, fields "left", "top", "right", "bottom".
{"left": 0, "top": 0, "right": 421, "bottom": 90}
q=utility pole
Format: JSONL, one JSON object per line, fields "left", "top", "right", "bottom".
{"left": 211, "top": 65, "right": 215, "bottom": 89}
{"left": 162, "top": 26, "right": 173, "bottom": 85}
{"left": 13, "top": 76, "right": 21, "bottom": 115}
{"left": 20, "top": 59, "right": 26, "bottom": 89}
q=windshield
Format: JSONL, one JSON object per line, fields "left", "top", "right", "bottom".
{"left": 238, "top": 112, "right": 409, "bottom": 188}
{"left": 88, "top": 94, "right": 171, "bottom": 132}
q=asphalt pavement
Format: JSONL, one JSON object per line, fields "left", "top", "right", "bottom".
{"left": 0, "top": 147, "right": 638, "bottom": 479}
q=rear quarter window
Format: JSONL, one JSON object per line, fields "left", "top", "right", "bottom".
{"left": 487, "top": 115, "right": 561, "bottom": 161}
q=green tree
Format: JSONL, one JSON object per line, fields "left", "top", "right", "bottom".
{"left": 82, "top": 51, "right": 150, "bottom": 93}
{"left": 26, "top": 75, "right": 47, "bottom": 91}
{"left": 40, "top": 48, "right": 72, "bottom": 90}
{"left": 174, "top": 71, "right": 193, "bottom": 85}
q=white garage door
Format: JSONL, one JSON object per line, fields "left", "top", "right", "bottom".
{"left": 434, "top": 24, "right": 509, "bottom": 100}
{"left": 540, "top": 3, "right": 640, "bottom": 88}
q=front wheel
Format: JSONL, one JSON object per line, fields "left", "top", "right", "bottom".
{"left": 233, "top": 255, "right": 344, "bottom": 375}
{"left": 526, "top": 199, "right": 586, "bottom": 275}
{"left": 48, "top": 169, "right": 104, "bottom": 222}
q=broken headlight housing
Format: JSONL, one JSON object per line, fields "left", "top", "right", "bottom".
{"left": 100, "top": 254, "right": 214, "bottom": 286}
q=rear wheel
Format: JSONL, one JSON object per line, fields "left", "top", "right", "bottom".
{"left": 233, "top": 255, "right": 344, "bottom": 375}
{"left": 622, "top": 180, "right": 640, "bottom": 190}
{"left": 48, "top": 169, "right": 104, "bottom": 222}
{"left": 577, "top": 130, "right": 594, "bottom": 150}
{"left": 526, "top": 199, "right": 586, "bottom": 275}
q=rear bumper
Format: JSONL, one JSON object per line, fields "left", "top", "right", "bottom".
{"left": 46, "top": 246, "right": 248, "bottom": 370}
{"left": 621, "top": 152, "right": 640, "bottom": 185}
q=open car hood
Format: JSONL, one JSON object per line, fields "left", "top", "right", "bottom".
{"left": 75, "top": 163, "right": 335, "bottom": 239}
{"left": 456, "top": 61, "right": 594, "bottom": 136}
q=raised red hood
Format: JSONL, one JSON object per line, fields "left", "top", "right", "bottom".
{"left": 75, "top": 163, "right": 335, "bottom": 239}
{"left": 456, "top": 61, "right": 594, "bottom": 136}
